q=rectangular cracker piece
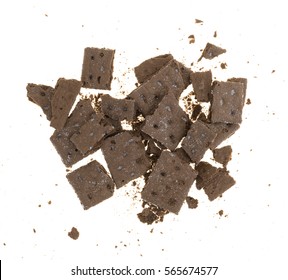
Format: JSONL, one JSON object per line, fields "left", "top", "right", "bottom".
{"left": 141, "top": 151, "right": 198, "bottom": 214}
{"left": 26, "top": 83, "right": 54, "bottom": 120}
{"left": 101, "top": 131, "right": 151, "bottom": 188}
{"left": 128, "top": 60, "right": 185, "bottom": 116}
{"left": 50, "top": 99, "right": 95, "bottom": 167}
{"left": 50, "top": 78, "right": 81, "bottom": 130}
{"left": 101, "top": 94, "right": 135, "bottom": 121}
{"left": 70, "top": 112, "right": 116, "bottom": 155}
{"left": 66, "top": 160, "right": 114, "bottom": 210}
{"left": 81, "top": 47, "right": 115, "bottom": 90}
{"left": 211, "top": 81, "right": 245, "bottom": 124}
{"left": 181, "top": 121, "right": 217, "bottom": 164}
{"left": 190, "top": 70, "right": 212, "bottom": 102}
{"left": 141, "top": 93, "right": 190, "bottom": 151}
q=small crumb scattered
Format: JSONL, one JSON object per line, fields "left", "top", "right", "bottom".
{"left": 48, "top": 200, "right": 52, "bottom": 205}
{"left": 218, "top": 210, "right": 224, "bottom": 216}
{"left": 271, "top": 70, "right": 275, "bottom": 73}
{"left": 68, "top": 227, "right": 79, "bottom": 240}
{"left": 213, "top": 31, "right": 217, "bottom": 37}
{"left": 33, "top": 228, "right": 36, "bottom": 233}
{"left": 220, "top": 62, "right": 227, "bottom": 69}
{"left": 38, "top": 204, "right": 41, "bottom": 208}
{"left": 186, "top": 196, "right": 198, "bottom": 209}
{"left": 195, "top": 19, "right": 203, "bottom": 24}
{"left": 188, "top": 34, "right": 195, "bottom": 44}
{"left": 246, "top": 98, "right": 251, "bottom": 105}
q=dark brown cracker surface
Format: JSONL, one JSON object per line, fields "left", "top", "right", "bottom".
{"left": 182, "top": 121, "right": 217, "bottom": 164}
{"left": 128, "top": 60, "right": 185, "bottom": 116}
{"left": 142, "top": 93, "right": 190, "bottom": 151}
{"left": 50, "top": 99, "right": 96, "bottom": 167}
{"left": 66, "top": 160, "right": 114, "bottom": 210}
{"left": 81, "top": 47, "right": 115, "bottom": 90}
{"left": 141, "top": 151, "right": 198, "bottom": 214}
{"left": 70, "top": 112, "right": 116, "bottom": 155}
{"left": 213, "top": 145, "right": 232, "bottom": 166}
{"left": 101, "top": 94, "right": 135, "bottom": 121}
{"left": 195, "top": 162, "right": 219, "bottom": 190}
{"left": 101, "top": 131, "right": 151, "bottom": 188}
{"left": 134, "top": 54, "right": 173, "bottom": 84}
{"left": 26, "top": 83, "right": 54, "bottom": 120}
{"left": 211, "top": 81, "right": 245, "bottom": 124}
{"left": 50, "top": 78, "right": 81, "bottom": 130}
{"left": 198, "top": 43, "right": 226, "bottom": 61}
{"left": 190, "top": 70, "right": 212, "bottom": 102}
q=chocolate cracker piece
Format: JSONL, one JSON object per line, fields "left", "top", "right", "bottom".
{"left": 207, "top": 123, "right": 240, "bottom": 150}
{"left": 26, "top": 83, "right": 54, "bottom": 120}
{"left": 211, "top": 81, "right": 245, "bottom": 124}
{"left": 198, "top": 43, "right": 226, "bottom": 61}
{"left": 134, "top": 54, "right": 173, "bottom": 84}
{"left": 101, "top": 94, "right": 135, "bottom": 121}
{"left": 190, "top": 70, "right": 212, "bottom": 102}
{"left": 213, "top": 145, "right": 232, "bottom": 166}
{"left": 142, "top": 93, "right": 190, "bottom": 151}
{"left": 195, "top": 162, "right": 218, "bottom": 190}
{"left": 81, "top": 47, "right": 115, "bottom": 90}
{"left": 186, "top": 197, "right": 198, "bottom": 209}
{"left": 128, "top": 60, "right": 185, "bottom": 116}
{"left": 141, "top": 151, "right": 198, "bottom": 214}
{"left": 50, "top": 78, "right": 81, "bottom": 130}
{"left": 50, "top": 99, "right": 95, "bottom": 167}
{"left": 70, "top": 112, "right": 116, "bottom": 155}
{"left": 101, "top": 131, "right": 151, "bottom": 188}
{"left": 68, "top": 227, "right": 79, "bottom": 240}
{"left": 66, "top": 160, "right": 114, "bottom": 210}
{"left": 195, "top": 161, "right": 235, "bottom": 200}
{"left": 191, "top": 104, "right": 203, "bottom": 121}
{"left": 181, "top": 121, "right": 217, "bottom": 164}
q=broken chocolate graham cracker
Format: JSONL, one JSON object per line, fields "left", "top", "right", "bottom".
{"left": 142, "top": 151, "right": 198, "bottom": 214}
{"left": 50, "top": 78, "right": 81, "bottom": 130}
{"left": 101, "top": 131, "right": 151, "bottom": 188}
{"left": 182, "top": 121, "right": 217, "bottom": 164}
{"left": 213, "top": 145, "right": 232, "bottom": 166}
{"left": 81, "top": 47, "right": 115, "bottom": 90}
{"left": 142, "top": 93, "right": 190, "bottom": 151}
{"left": 198, "top": 43, "right": 226, "bottom": 61}
{"left": 195, "top": 161, "right": 235, "bottom": 200}
{"left": 101, "top": 94, "right": 135, "bottom": 121}
{"left": 50, "top": 99, "right": 96, "bottom": 167}
{"left": 190, "top": 70, "right": 212, "bottom": 102}
{"left": 26, "top": 83, "right": 54, "bottom": 120}
{"left": 128, "top": 59, "right": 185, "bottom": 116}
{"left": 186, "top": 197, "right": 198, "bottom": 209}
{"left": 70, "top": 112, "right": 116, "bottom": 155}
{"left": 67, "top": 160, "right": 114, "bottom": 210}
{"left": 211, "top": 81, "right": 245, "bottom": 124}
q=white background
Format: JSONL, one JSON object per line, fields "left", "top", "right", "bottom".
{"left": 0, "top": 0, "right": 287, "bottom": 279}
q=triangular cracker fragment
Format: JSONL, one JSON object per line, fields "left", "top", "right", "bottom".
{"left": 26, "top": 83, "right": 54, "bottom": 120}
{"left": 198, "top": 43, "right": 226, "bottom": 61}
{"left": 66, "top": 160, "right": 115, "bottom": 210}
{"left": 141, "top": 151, "right": 198, "bottom": 214}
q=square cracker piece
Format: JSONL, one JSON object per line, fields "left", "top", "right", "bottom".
{"left": 211, "top": 81, "right": 245, "bottom": 124}
{"left": 50, "top": 99, "right": 96, "bottom": 167}
{"left": 128, "top": 60, "right": 185, "bottom": 116}
{"left": 141, "top": 151, "right": 198, "bottom": 214}
{"left": 81, "top": 47, "right": 115, "bottom": 90}
{"left": 141, "top": 93, "right": 190, "bottom": 151}
{"left": 66, "top": 160, "right": 114, "bottom": 210}
{"left": 70, "top": 112, "right": 116, "bottom": 155}
{"left": 26, "top": 83, "right": 54, "bottom": 121}
{"left": 50, "top": 78, "right": 81, "bottom": 130}
{"left": 101, "top": 131, "right": 151, "bottom": 188}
